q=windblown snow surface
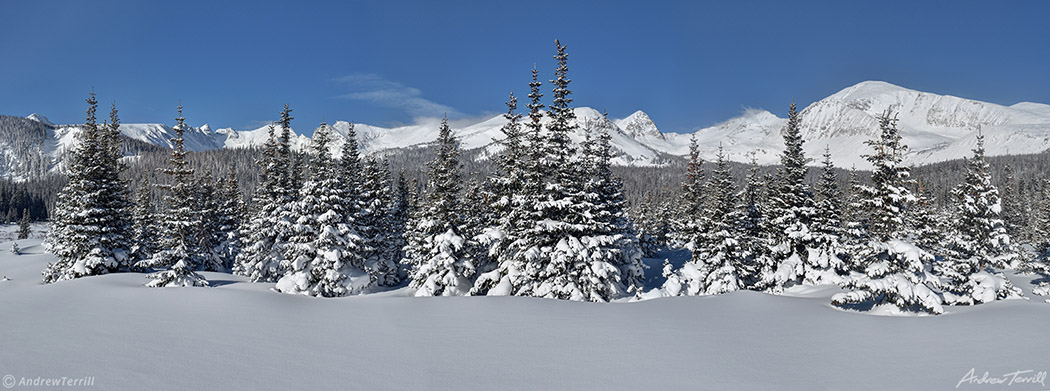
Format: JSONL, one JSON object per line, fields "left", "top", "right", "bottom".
{"left": 1, "top": 239, "right": 1048, "bottom": 390}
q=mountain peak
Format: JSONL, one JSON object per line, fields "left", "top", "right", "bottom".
{"left": 828, "top": 80, "right": 916, "bottom": 101}
{"left": 615, "top": 110, "right": 663, "bottom": 139}
{"left": 26, "top": 113, "right": 54, "bottom": 127}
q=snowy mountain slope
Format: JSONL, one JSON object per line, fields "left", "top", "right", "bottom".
{"left": 2, "top": 241, "right": 1049, "bottom": 390}
{"left": 638, "top": 81, "right": 1050, "bottom": 168}
{"left": 793, "top": 81, "right": 1050, "bottom": 168}
{"left": 320, "top": 107, "right": 671, "bottom": 166}
{"left": 215, "top": 124, "right": 311, "bottom": 152}
{"left": 9, "top": 80, "right": 1050, "bottom": 176}
{"left": 614, "top": 110, "right": 664, "bottom": 140}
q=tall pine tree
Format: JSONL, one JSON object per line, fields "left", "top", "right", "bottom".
{"left": 404, "top": 118, "right": 478, "bottom": 296}
{"left": 130, "top": 179, "right": 158, "bottom": 264}
{"left": 360, "top": 155, "right": 400, "bottom": 286}
{"left": 234, "top": 106, "right": 296, "bottom": 282}
{"left": 809, "top": 146, "right": 848, "bottom": 282}
{"left": 663, "top": 146, "right": 746, "bottom": 296}
{"left": 17, "top": 208, "right": 30, "bottom": 240}
{"left": 760, "top": 102, "right": 819, "bottom": 292}
{"left": 43, "top": 93, "right": 133, "bottom": 283}
{"left": 276, "top": 122, "right": 371, "bottom": 296}
{"left": 141, "top": 104, "right": 208, "bottom": 287}
{"left": 832, "top": 112, "right": 942, "bottom": 314}
{"left": 936, "top": 133, "right": 1022, "bottom": 305}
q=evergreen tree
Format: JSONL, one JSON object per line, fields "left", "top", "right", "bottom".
{"left": 387, "top": 173, "right": 412, "bottom": 281}
{"left": 936, "top": 134, "right": 1022, "bottom": 305}
{"left": 736, "top": 156, "right": 768, "bottom": 288}
{"left": 632, "top": 193, "right": 662, "bottom": 257}
{"left": 841, "top": 166, "right": 868, "bottom": 271}
{"left": 17, "top": 208, "right": 30, "bottom": 240}
{"left": 832, "top": 112, "right": 943, "bottom": 314}
{"left": 43, "top": 93, "right": 133, "bottom": 283}
{"left": 405, "top": 118, "right": 478, "bottom": 296}
{"left": 672, "top": 136, "right": 706, "bottom": 251}
{"left": 193, "top": 171, "right": 225, "bottom": 272}
{"left": 663, "top": 146, "right": 746, "bottom": 295}
{"left": 910, "top": 182, "right": 947, "bottom": 256}
{"left": 1000, "top": 165, "right": 1026, "bottom": 241}
{"left": 472, "top": 92, "right": 527, "bottom": 294}
{"left": 214, "top": 169, "right": 244, "bottom": 269}
{"left": 336, "top": 122, "right": 371, "bottom": 284}
{"left": 809, "top": 146, "right": 848, "bottom": 281}
{"left": 760, "top": 102, "right": 819, "bottom": 292}
{"left": 276, "top": 122, "right": 370, "bottom": 297}
{"left": 1032, "top": 179, "right": 1050, "bottom": 255}
{"left": 234, "top": 106, "right": 296, "bottom": 282}
{"left": 130, "top": 179, "right": 158, "bottom": 263}
{"left": 276, "top": 104, "right": 296, "bottom": 201}
{"left": 360, "top": 155, "right": 400, "bottom": 286}
{"left": 234, "top": 125, "right": 286, "bottom": 281}
{"left": 141, "top": 104, "right": 208, "bottom": 287}
{"left": 580, "top": 124, "right": 646, "bottom": 294}
{"left": 493, "top": 40, "right": 627, "bottom": 301}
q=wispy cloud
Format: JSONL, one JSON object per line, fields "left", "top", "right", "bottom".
{"left": 333, "top": 73, "right": 460, "bottom": 119}
{"left": 238, "top": 119, "right": 275, "bottom": 130}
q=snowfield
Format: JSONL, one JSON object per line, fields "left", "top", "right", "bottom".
{"left": 2, "top": 239, "right": 1049, "bottom": 390}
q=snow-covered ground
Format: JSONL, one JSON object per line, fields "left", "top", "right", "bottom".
{"left": 2, "top": 241, "right": 1049, "bottom": 390}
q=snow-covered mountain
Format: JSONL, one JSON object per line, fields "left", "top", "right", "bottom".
{"left": 7, "top": 80, "right": 1050, "bottom": 179}
{"left": 640, "top": 81, "right": 1050, "bottom": 168}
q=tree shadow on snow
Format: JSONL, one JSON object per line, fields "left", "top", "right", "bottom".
{"left": 641, "top": 248, "right": 692, "bottom": 291}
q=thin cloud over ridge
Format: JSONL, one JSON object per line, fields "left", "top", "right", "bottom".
{"left": 334, "top": 73, "right": 461, "bottom": 119}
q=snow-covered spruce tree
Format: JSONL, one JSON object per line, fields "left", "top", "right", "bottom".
{"left": 335, "top": 122, "right": 371, "bottom": 283}
{"left": 632, "top": 192, "right": 662, "bottom": 258}
{"left": 1000, "top": 165, "right": 1027, "bottom": 241}
{"left": 387, "top": 173, "right": 412, "bottom": 281}
{"left": 663, "top": 146, "right": 746, "bottom": 296}
{"left": 276, "top": 104, "right": 297, "bottom": 202}
{"left": 141, "top": 105, "right": 208, "bottom": 287}
{"left": 498, "top": 41, "right": 627, "bottom": 301}
{"left": 936, "top": 134, "right": 1022, "bottom": 305}
{"left": 234, "top": 106, "right": 296, "bottom": 282}
{"left": 736, "top": 157, "right": 769, "bottom": 288}
{"left": 831, "top": 112, "right": 943, "bottom": 314}
{"left": 360, "top": 156, "right": 400, "bottom": 286}
{"left": 276, "top": 122, "right": 371, "bottom": 297}
{"left": 1032, "top": 180, "right": 1050, "bottom": 257}
{"left": 130, "top": 179, "right": 159, "bottom": 264}
{"left": 840, "top": 166, "right": 869, "bottom": 272}
{"left": 759, "top": 103, "right": 820, "bottom": 292}
{"left": 472, "top": 79, "right": 551, "bottom": 296}
{"left": 579, "top": 123, "right": 646, "bottom": 295}
{"left": 1027, "top": 180, "right": 1050, "bottom": 297}
{"left": 404, "top": 118, "right": 478, "bottom": 296}
{"left": 471, "top": 92, "right": 527, "bottom": 295}
{"left": 43, "top": 94, "right": 133, "bottom": 283}
{"left": 17, "top": 208, "right": 30, "bottom": 240}
{"left": 462, "top": 178, "right": 495, "bottom": 271}
{"left": 909, "top": 182, "right": 948, "bottom": 257}
{"left": 192, "top": 171, "right": 226, "bottom": 272}
{"left": 214, "top": 169, "right": 244, "bottom": 269}
{"left": 671, "top": 136, "right": 707, "bottom": 251}
{"left": 810, "top": 146, "right": 848, "bottom": 281}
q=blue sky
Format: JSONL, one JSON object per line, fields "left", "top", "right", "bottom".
{"left": 2, "top": 0, "right": 1048, "bottom": 133}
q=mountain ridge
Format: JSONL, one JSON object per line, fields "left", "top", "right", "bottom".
{"left": 9, "top": 80, "right": 1050, "bottom": 179}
